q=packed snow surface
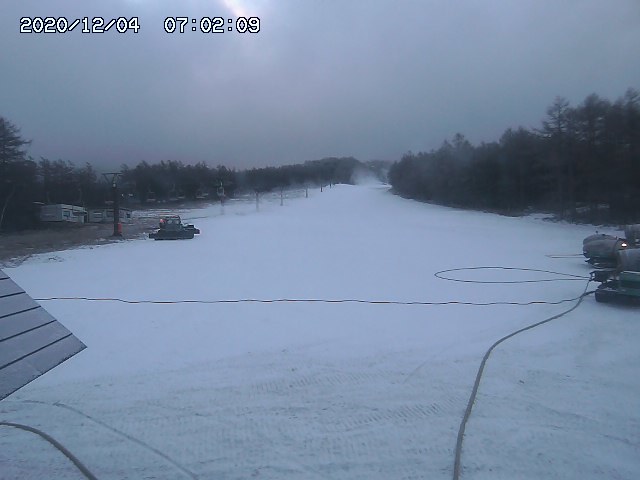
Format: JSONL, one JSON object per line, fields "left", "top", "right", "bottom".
{"left": 1, "top": 185, "right": 638, "bottom": 479}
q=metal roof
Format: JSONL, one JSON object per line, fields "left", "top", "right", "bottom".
{"left": 0, "top": 269, "right": 86, "bottom": 400}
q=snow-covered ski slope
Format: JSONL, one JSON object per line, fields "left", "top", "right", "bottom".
{"left": 2, "top": 184, "right": 639, "bottom": 480}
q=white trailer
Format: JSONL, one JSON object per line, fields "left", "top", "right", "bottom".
{"left": 88, "top": 207, "right": 132, "bottom": 223}
{"left": 39, "top": 204, "right": 87, "bottom": 223}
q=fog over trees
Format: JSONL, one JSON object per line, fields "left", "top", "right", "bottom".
{"left": 389, "top": 89, "right": 640, "bottom": 223}
{"left": 1, "top": 89, "right": 638, "bottom": 231}
{"left": 0, "top": 118, "right": 374, "bottom": 230}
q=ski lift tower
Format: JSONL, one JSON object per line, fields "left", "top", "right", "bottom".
{"left": 102, "top": 172, "right": 122, "bottom": 237}
{"left": 217, "top": 180, "right": 226, "bottom": 204}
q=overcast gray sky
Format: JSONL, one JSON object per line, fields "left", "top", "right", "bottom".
{"left": 2, "top": 0, "right": 639, "bottom": 169}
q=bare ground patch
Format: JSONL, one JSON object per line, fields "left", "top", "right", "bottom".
{"left": 0, "top": 201, "right": 220, "bottom": 267}
{"left": 0, "top": 218, "right": 158, "bottom": 267}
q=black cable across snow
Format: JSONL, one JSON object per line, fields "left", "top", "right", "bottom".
{"left": 11, "top": 400, "right": 199, "bottom": 480}
{"left": 451, "top": 280, "right": 593, "bottom": 480}
{"left": 0, "top": 421, "right": 98, "bottom": 480}
{"left": 35, "top": 296, "right": 587, "bottom": 307}
{"left": 36, "top": 268, "right": 591, "bottom": 306}
{"left": 434, "top": 266, "right": 589, "bottom": 283}
{"left": 25, "top": 265, "right": 595, "bottom": 480}
{"left": 52, "top": 402, "right": 199, "bottom": 480}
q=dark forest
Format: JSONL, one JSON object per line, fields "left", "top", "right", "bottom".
{"left": 389, "top": 89, "right": 640, "bottom": 223}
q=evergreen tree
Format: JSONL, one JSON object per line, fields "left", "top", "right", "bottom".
{"left": 0, "top": 117, "right": 35, "bottom": 230}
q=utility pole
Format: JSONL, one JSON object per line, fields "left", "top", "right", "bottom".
{"left": 217, "top": 180, "right": 226, "bottom": 215}
{"left": 102, "top": 172, "right": 122, "bottom": 237}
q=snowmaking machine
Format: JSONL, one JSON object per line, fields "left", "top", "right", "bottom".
{"left": 149, "top": 215, "right": 200, "bottom": 240}
{"left": 624, "top": 224, "right": 640, "bottom": 247}
{"left": 592, "top": 249, "right": 640, "bottom": 303}
{"left": 582, "top": 233, "right": 629, "bottom": 268}
{"left": 583, "top": 224, "right": 640, "bottom": 267}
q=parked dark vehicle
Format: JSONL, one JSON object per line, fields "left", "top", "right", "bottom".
{"left": 149, "top": 215, "right": 200, "bottom": 240}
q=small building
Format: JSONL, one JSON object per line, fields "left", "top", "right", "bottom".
{"left": 39, "top": 204, "right": 87, "bottom": 223}
{"left": 88, "top": 207, "right": 133, "bottom": 224}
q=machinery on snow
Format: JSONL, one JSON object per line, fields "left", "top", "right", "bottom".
{"left": 581, "top": 224, "right": 640, "bottom": 303}
{"left": 591, "top": 249, "right": 640, "bottom": 304}
{"left": 582, "top": 233, "right": 629, "bottom": 268}
{"left": 624, "top": 224, "right": 640, "bottom": 247}
{"left": 149, "top": 215, "right": 200, "bottom": 240}
{"left": 582, "top": 224, "right": 640, "bottom": 268}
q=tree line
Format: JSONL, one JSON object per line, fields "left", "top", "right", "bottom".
{"left": 389, "top": 89, "right": 640, "bottom": 223}
{"left": 4, "top": 87, "right": 636, "bottom": 231}
{"left": 0, "top": 117, "right": 374, "bottom": 231}
{"left": 119, "top": 155, "right": 367, "bottom": 201}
